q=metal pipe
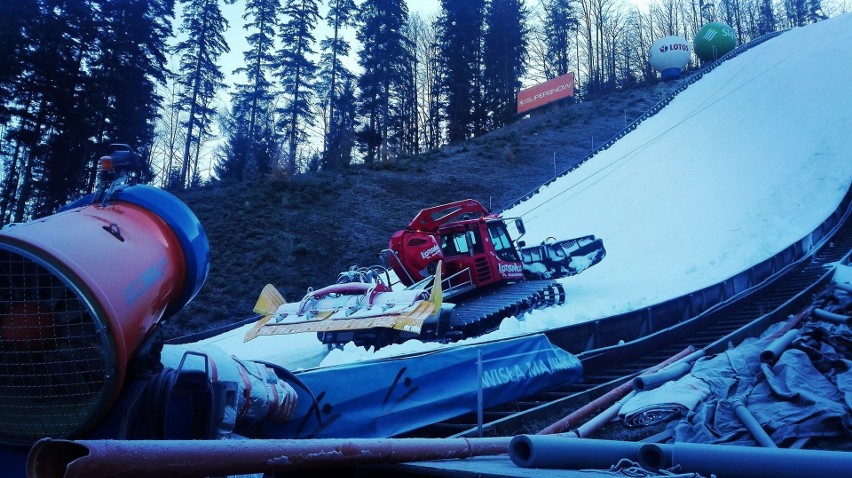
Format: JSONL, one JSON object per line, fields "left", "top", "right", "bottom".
{"left": 813, "top": 308, "right": 850, "bottom": 323}
{"left": 27, "top": 437, "right": 510, "bottom": 478}
{"left": 477, "top": 349, "right": 484, "bottom": 437}
{"left": 759, "top": 328, "right": 799, "bottom": 364}
{"left": 766, "top": 306, "right": 813, "bottom": 341}
{"left": 509, "top": 435, "right": 645, "bottom": 469}
{"left": 638, "top": 441, "right": 852, "bottom": 478}
{"left": 571, "top": 390, "right": 637, "bottom": 438}
{"left": 632, "top": 361, "right": 693, "bottom": 391}
{"left": 731, "top": 399, "right": 776, "bottom": 448}
{"left": 537, "top": 345, "right": 696, "bottom": 435}
{"left": 665, "top": 348, "right": 706, "bottom": 369}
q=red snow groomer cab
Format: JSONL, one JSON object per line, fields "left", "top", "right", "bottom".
{"left": 386, "top": 199, "right": 605, "bottom": 297}
{"left": 387, "top": 199, "right": 527, "bottom": 294}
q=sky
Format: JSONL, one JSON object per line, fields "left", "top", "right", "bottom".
{"left": 189, "top": 14, "right": 852, "bottom": 372}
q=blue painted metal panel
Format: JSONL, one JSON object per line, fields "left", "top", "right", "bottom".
{"left": 256, "top": 334, "right": 583, "bottom": 439}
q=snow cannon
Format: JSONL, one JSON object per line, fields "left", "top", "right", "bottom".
{"left": 693, "top": 22, "right": 737, "bottom": 62}
{"left": 649, "top": 35, "right": 690, "bottom": 80}
{"left": 0, "top": 182, "right": 209, "bottom": 446}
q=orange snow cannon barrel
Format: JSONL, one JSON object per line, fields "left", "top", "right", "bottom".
{"left": 0, "top": 184, "right": 209, "bottom": 446}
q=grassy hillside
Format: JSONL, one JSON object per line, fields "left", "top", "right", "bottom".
{"left": 163, "top": 79, "right": 688, "bottom": 339}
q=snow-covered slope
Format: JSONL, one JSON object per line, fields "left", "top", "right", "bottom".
{"left": 195, "top": 14, "right": 852, "bottom": 370}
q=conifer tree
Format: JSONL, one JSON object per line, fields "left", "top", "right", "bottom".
{"left": 482, "top": 0, "right": 529, "bottom": 129}
{"left": 318, "top": 0, "right": 357, "bottom": 170}
{"left": 174, "top": 0, "right": 232, "bottom": 188}
{"left": 325, "top": 77, "right": 357, "bottom": 168}
{"left": 2, "top": 0, "right": 100, "bottom": 221}
{"left": 0, "top": 2, "right": 38, "bottom": 125}
{"left": 806, "top": 0, "right": 827, "bottom": 23}
{"left": 757, "top": 0, "right": 776, "bottom": 35}
{"left": 0, "top": 1, "right": 172, "bottom": 220}
{"left": 0, "top": 2, "right": 39, "bottom": 222}
{"left": 226, "top": 0, "right": 280, "bottom": 178}
{"left": 86, "top": 0, "right": 173, "bottom": 188}
{"left": 216, "top": 95, "right": 278, "bottom": 180}
{"left": 786, "top": 0, "right": 806, "bottom": 26}
{"left": 437, "top": 0, "right": 485, "bottom": 143}
{"left": 541, "top": 0, "right": 579, "bottom": 79}
{"left": 276, "top": 0, "right": 319, "bottom": 173}
{"left": 355, "top": 0, "right": 412, "bottom": 163}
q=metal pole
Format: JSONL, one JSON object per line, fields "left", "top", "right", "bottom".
{"left": 814, "top": 308, "right": 850, "bottom": 323}
{"left": 766, "top": 306, "right": 813, "bottom": 341}
{"left": 571, "top": 390, "right": 637, "bottom": 438}
{"left": 731, "top": 399, "right": 776, "bottom": 448}
{"left": 510, "top": 436, "right": 644, "bottom": 469}
{"left": 633, "top": 361, "right": 694, "bottom": 391}
{"left": 27, "top": 437, "right": 511, "bottom": 478}
{"left": 759, "top": 328, "right": 799, "bottom": 365}
{"left": 477, "top": 349, "right": 483, "bottom": 437}
{"left": 638, "top": 441, "right": 852, "bottom": 478}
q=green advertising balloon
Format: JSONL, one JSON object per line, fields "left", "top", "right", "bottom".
{"left": 693, "top": 22, "right": 738, "bottom": 62}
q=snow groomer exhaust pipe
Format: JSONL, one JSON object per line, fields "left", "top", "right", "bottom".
{"left": 0, "top": 145, "right": 209, "bottom": 446}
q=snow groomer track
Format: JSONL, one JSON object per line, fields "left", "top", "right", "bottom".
{"left": 445, "top": 280, "right": 565, "bottom": 340}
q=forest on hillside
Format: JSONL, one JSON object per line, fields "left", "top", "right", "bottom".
{"left": 0, "top": 0, "right": 841, "bottom": 224}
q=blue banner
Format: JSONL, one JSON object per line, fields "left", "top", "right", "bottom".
{"left": 256, "top": 334, "right": 583, "bottom": 438}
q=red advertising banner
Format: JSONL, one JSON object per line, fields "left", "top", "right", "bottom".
{"left": 516, "top": 72, "right": 575, "bottom": 114}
